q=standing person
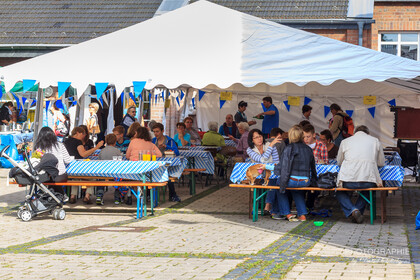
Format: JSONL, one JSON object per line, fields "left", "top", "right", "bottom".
{"left": 112, "top": 125, "right": 130, "bottom": 154}
{"left": 184, "top": 117, "right": 201, "bottom": 145}
{"left": 329, "top": 103, "right": 349, "bottom": 147}
{"left": 121, "top": 106, "right": 137, "bottom": 136}
{"left": 302, "top": 124, "right": 328, "bottom": 164}
{"left": 335, "top": 125, "right": 385, "bottom": 224}
{"left": 230, "top": 122, "right": 250, "bottom": 160}
{"left": 255, "top": 97, "right": 279, "bottom": 139}
{"left": 219, "top": 114, "right": 238, "bottom": 139}
{"left": 234, "top": 101, "right": 256, "bottom": 129}
{"left": 64, "top": 127, "right": 104, "bottom": 204}
{"left": 319, "top": 130, "right": 339, "bottom": 159}
{"left": 174, "top": 122, "right": 191, "bottom": 147}
{"left": 151, "top": 123, "right": 181, "bottom": 202}
{"left": 96, "top": 133, "right": 122, "bottom": 205}
{"left": 86, "top": 102, "right": 100, "bottom": 141}
{"left": 300, "top": 105, "right": 312, "bottom": 122}
{"left": 263, "top": 125, "right": 317, "bottom": 222}
{"left": 0, "top": 102, "right": 13, "bottom": 126}
{"left": 50, "top": 101, "right": 66, "bottom": 136}
{"left": 33, "top": 127, "right": 71, "bottom": 201}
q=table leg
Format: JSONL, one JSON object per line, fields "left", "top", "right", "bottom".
{"left": 381, "top": 191, "right": 387, "bottom": 224}
{"left": 190, "top": 172, "right": 196, "bottom": 195}
{"left": 369, "top": 191, "right": 374, "bottom": 225}
{"left": 253, "top": 188, "right": 258, "bottom": 222}
{"left": 150, "top": 187, "right": 154, "bottom": 215}
{"left": 136, "top": 186, "right": 140, "bottom": 219}
{"left": 372, "top": 191, "right": 377, "bottom": 220}
{"left": 249, "top": 189, "right": 253, "bottom": 219}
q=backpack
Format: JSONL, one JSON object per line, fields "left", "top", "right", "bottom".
{"left": 337, "top": 113, "right": 354, "bottom": 138}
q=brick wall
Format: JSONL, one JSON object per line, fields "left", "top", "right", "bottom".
{"left": 372, "top": 2, "right": 420, "bottom": 51}
{"left": 305, "top": 28, "right": 371, "bottom": 48}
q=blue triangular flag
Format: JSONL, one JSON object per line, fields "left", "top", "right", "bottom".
{"left": 22, "top": 79, "right": 36, "bottom": 93}
{"left": 31, "top": 100, "right": 36, "bottom": 107}
{"left": 55, "top": 99, "right": 64, "bottom": 110}
{"left": 95, "top": 82, "right": 108, "bottom": 100}
{"left": 176, "top": 96, "right": 180, "bottom": 107}
{"left": 149, "top": 93, "right": 151, "bottom": 102}
{"left": 388, "top": 99, "right": 396, "bottom": 107}
{"left": 128, "top": 92, "right": 136, "bottom": 103}
{"left": 133, "top": 81, "right": 146, "bottom": 99}
{"left": 0, "top": 86, "right": 3, "bottom": 100}
{"left": 99, "top": 96, "right": 104, "bottom": 107}
{"left": 22, "top": 97, "right": 27, "bottom": 106}
{"left": 45, "top": 100, "right": 50, "bottom": 114}
{"left": 324, "top": 106, "right": 331, "bottom": 118}
{"left": 72, "top": 101, "right": 77, "bottom": 107}
{"left": 283, "top": 101, "right": 290, "bottom": 112}
{"left": 220, "top": 99, "right": 226, "bottom": 109}
{"left": 304, "top": 97, "right": 312, "bottom": 105}
{"left": 261, "top": 103, "right": 267, "bottom": 112}
{"left": 11, "top": 92, "right": 21, "bottom": 110}
{"left": 198, "top": 90, "right": 206, "bottom": 101}
{"left": 57, "top": 82, "right": 71, "bottom": 98}
{"left": 120, "top": 91, "right": 124, "bottom": 104}
{"left": 192, "top": 97, "right": 195, "bottom": 108}
{"left": 180, "top": 90, "right": 185, "bottom": 100}
{"left": 155, "top": 94, "right": 158, "bottom": 105}
{"left": 161, "top": 90, "right": 165, "bottom": 100}
{"left": 345, "top": 110, "right": 354, "bottom": 118}
{"left": 368, "top": 107, "right": 376, "bottom": 118}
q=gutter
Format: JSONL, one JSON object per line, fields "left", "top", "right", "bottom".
{"left": 0, "top": 44, "right": 72, "bottom": 49}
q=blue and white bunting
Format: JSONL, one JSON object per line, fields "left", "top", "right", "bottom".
{"left": 133, "top": 81, "right": 146, "bottom": 99}
{"left": 95, "top": 82, "right": 108, "bottom": 100}
{"left": 198, "top": 90, "right": 206, "bottom": 101}
{"left": 220, "top": 99, "right": 226, "bottom": 109}
{"left": 388, "top": 99, "right": 396, "bottom": 107}
{"left": 22, "top": 79, "right": 36, "bottom": 93}
{"left": 345, "top": 110, "right": 354, "bottom": 118}
{"left": 57, "top": 81, "right": 71, "bottom": 98}
{"left": 368, "top": 107, "right": 375, "bottom": 118}
{"left": 304, "top": 97, "right": 312, "bottom": 105}
{"left": 324, "top": 106, "right": 330, "bottom": 118}
{"left": 283, "top": 100, "right": 290, "bottom": 112}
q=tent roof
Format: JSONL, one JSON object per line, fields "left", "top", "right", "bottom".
{"left": 0, "top": 0, "right": 419, "bottom": 97}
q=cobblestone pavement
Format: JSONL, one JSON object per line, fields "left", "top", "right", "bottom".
{"left": 1, "top": 171, "right": 419, "bottom": 279}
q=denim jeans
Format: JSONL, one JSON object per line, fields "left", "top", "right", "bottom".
{"left": 335, "top": 181, "right": 376, "bottom": 217}
{"left": 265, "top": 179, "right": 280, "bottom": 214}
{"left": 334, "top": 132, "right": 344, "bottom": 147}
{"left": 277, "top": 179, "right": 310, "bottom": 216}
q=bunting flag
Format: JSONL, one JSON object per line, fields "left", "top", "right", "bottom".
{"left": 192, "top": 97, "right": 195, "bottom": 108}
{"left": 128, "top": 92, "right": 136, "bottom": 103}
{"left": 304, "top": 97, "right": 312, "bottom": 105}
{"left": 133, "top": 81, "right": 146, "bottom": 99}
{"left": 261, "top": 103, "right": 267, "bottom": 112}
{"left": 21, "top": 97, "right": 27, "bottom": 109}
{"left": 119, "top": 91, "right": 124, "bottom": 105}
{"left": 95, "top": 82, "right": 108, "bottom": 100}
{"left": 45, "top": 100, "right": 51, "bottom": 114}
{"left": 220, "top": 99, "right": 226, "bottom": 109}
{"left": 155, "top": 94, "right": 158, "bottom": 105}
{"left": 283, "top": 100, "right": 290, "bottom": 112}
{"left": 324, "top": 106, "right": 330, "bottom": 118}
{"left": 198, "top": 90, "right": 206, "bottom": 101}
{"left": 176, "top": 96, "right": 180, "bottom": 107}
{"left": 161, "top": 90, "right": 165, "bottom": 100}
{"left": 11, "top": 92, "right": 21, "bottom": 112}
{"left": 0, "top": 85, "right": 3, "bottom": 100}
{"left": 368, "top": 107, "right": 376, "bottom": 118}
{"left": 57, "top": 81, "right": 71, "bottom": 98}
{"left": 345, "top": 110, "right": 354, "bottom": 118}
{"left": 99, "top": 96, "right": 104, "bottom": 107}
{"left": 149, "top": 93, "right": 151, "bottom": 102}
{"left": 388, "top": 99, "right": 396, "bottom": 107}
{"left": 55, "top": 99, "right": 64, "bottom": 110}
{"left": 180, "top": 90, "right": 185, "bottom": 100}
{"left": 72, "top": 101, "right": 77, "bottom": 107}
{"left": 30, "top": 100, "right": 36, "bottom": 107}
{"left": 22, "top": 79, "right": 36, "bottom": 93}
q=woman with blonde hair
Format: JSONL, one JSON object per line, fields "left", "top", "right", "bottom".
{"left": 261, "top": 125, "right": 317, "bottom": 222}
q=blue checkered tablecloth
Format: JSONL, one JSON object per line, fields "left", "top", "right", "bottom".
{"left": 225, "top": 139, "right": 236, "bottom": 147}
{"left": 178, "top": 150, "right": 214, "bottom": 174}
{"left": 66, "top": 160, "right": 169, "bottom": 182}
{"left": 328, "top": 152, "right": 402, "bottom": 166}
{"left": 230, "top": 162, "right": 404, "bottom": 187}
{"left": 156, "top": 157, "right": 187, "bottom": 178}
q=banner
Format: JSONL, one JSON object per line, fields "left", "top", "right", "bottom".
{"left": 164, "top": 99, "right": 171, "bottom": 108}
{"left": 220, "top": 91, "right": 232, "bottom": 101}
{"left": 287, "top": 96, "right": 300, "bottom": 106}
{"left": 363, "top": 96, "right": 376, "bottom": 105}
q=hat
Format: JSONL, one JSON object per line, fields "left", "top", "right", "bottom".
{"left": 238, "top": 101, "right": 247, "bottom": 107}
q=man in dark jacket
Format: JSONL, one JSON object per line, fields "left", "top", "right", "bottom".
{"left": 121, "top": 106, "right": 137, "bottom": 136}
{"left": 0, "top": 102, "right": 13, "bottom": 126}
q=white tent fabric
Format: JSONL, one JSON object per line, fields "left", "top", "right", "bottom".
{"left": 0, "top": 0, "right": 419, "bottom": 95}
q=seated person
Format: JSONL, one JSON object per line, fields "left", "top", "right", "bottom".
{"left": 266, "top": 127, "right": 286, "bottom": 158}
{"left": 230, "top": 122, "right": 249, "bottom": 160}
{"left": 335, "top": 125, "right": 385, "bottom": 224}
{"left": 113, "top": 125, "right": 130, "bottom": 154}
{"left": 121, "top": 106, "right": 137, "bottom": 136}
{"left": 96, "top": 134, "right": 123, "bottom": 205}
{"left": 151, "top": 122, "right": 181, "bottom": 202}
{"left": 263, "top": 125, "right": 317, "bottom": 222}
{"left": 126, "top": 122, "right": 141, "bottom": 140}
{"left": 64, "top": 127, "right": 104, "bottom": 204}
{"left": 319, "top": 129, "right": 339, "bottom": 159}
{"left": 173, "top": 122, "right": 191, "bottom": 147}
{"left": 219, "top": 114, "right": 239, "bottom": 138}
{"left": 184, "top": 116, "right": 201, "bottom": 145}
{"left": 126, "top": 126, "right": 162, "bottom": 161}
{"left": 152, "top": 123, "right": 179, "bottom": 156}
{"left": 303, "top": 124, "right": 328, "bottom": 164}
{"left": 202, "top": 121, "right": 226, "bottom": 147}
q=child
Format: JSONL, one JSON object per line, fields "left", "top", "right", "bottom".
{"left": 86, "top": 102, "right": 100, "bottom": 141}
{"left": 97, "top": 134, "right": 122, "bottom": 205}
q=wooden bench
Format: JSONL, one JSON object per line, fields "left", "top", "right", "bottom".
{"left": 229, "top": 184, "right": 399, "bottom": 224}
{"left": 12, "top": 178, "right": 167, "bottom": 219}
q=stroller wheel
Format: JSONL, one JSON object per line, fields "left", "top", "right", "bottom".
{"left": 52, "top": 208, "right": 66, "bottom": 220}
{"left": 17, "top": 209, "right": 23, "bottom": 219}
{"left": 20, "top": 210, "right": 32, "bottom": 222}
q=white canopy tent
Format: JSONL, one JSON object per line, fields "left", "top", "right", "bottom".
{"left": 0, "top": 0, "right": 419, "bottom": 144}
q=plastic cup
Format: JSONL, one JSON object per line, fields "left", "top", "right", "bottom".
{"left": 143, "top": 154, "right": 151, "bottom": 161}
{"left": 117, "top": 156, "right": 123, "bottom": 161}
{"left": 152, "top": 155, "right": 156, "bottom": 161}
{"left": 314, "top": 221, "right": 324, "bottom": 227}
{"left": 112, "top": 156, "right": 118, "bottom": 160}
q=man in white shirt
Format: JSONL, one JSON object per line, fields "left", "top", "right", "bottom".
{"left": 335, "top": 125, "right": 385, "bottom": 223}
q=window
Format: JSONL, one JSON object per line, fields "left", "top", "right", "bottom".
{"left": 379, "top": 32, "right": 419, "bottom": 61}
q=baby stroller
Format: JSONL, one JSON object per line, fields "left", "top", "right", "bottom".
{"left": 1, "top": 145, "right": 66, "bottom": 222}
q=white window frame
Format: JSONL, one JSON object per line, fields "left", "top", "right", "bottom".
{"left": 378, "top": 32, "right": 419, "bottom": 61}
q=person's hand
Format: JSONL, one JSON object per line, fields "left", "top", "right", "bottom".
{"left": 158, "top": 143, "right": 166, "bottom": 149}
{"left": 256, "top": 113, "right": 263, "bottom": 118}
{"left": 228, "top": 135, "right": 235, "bottom": 140}
{"left": 254, "top": 163, "right": 265, "bottom": 170}
{"left": 96, "top": 140, "right": 104, "bottom": 149}
{"left": 269, "top": 136, "right": 282, "bottom": 147}
{"left": 249, "top": 120, "right": 257, "bottom": 125}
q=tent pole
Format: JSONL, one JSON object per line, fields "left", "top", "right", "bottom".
{"left": 33, "top": 86, "right": 44, "bottom": 141}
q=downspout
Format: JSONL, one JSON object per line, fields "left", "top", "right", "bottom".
{"left": 357, "top": 21, "right": 364, "bottom": 46}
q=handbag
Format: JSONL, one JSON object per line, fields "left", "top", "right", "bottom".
{"left": 316, "top": 172, "right": 338, "bottom": 189}
{"left": 88, "top": 124, "right": 100, "bottom": 134}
